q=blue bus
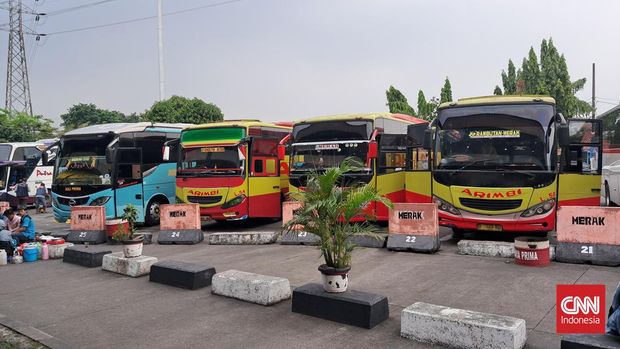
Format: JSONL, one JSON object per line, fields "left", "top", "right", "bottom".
{"left": 49, "top": 123, "right": 188, "bottom": 225}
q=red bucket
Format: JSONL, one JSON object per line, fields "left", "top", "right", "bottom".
{"left": 514, "top": 237, "right": 550, "bottom": 266}
{"left": 105, "top": 219, "right": 129, "bottom": 238}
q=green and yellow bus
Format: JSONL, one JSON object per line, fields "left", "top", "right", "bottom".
{"left": 406, "top": 96, "right": 602, "bottom": 234}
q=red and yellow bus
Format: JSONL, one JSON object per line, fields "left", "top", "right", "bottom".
{"left": 172, "top": 120, "right": 291, "bottom": 221}
{"left": 286, "top": 113, "right": 427, "bottom": 221}
{"left": 406, "top": 96, "right": 602, "bottom": 235}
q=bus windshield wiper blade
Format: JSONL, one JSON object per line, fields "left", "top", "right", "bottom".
{"left": 449, "top": 158, "right": 495, "bottom": 175}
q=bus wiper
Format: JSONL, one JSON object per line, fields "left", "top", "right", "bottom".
{"left": 449, "top": 159, "right": 495, "bottom": 175}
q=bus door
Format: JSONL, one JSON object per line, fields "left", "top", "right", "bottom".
{"left": 248, "top": 138, "right": 281, "bottom": 218}
{"left": 406, "top": 124, "right": 432, "bottom": 203}
{"left": 376, "top": 134, "right": 408, "bottom": 218}
{"left": 558, "top": 119, "right": 602, "bottom": 207}
{"left": 114, "top": 147, "right": 145, "bottom": 221}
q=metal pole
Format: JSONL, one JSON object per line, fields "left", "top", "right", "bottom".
{"left": 591, "top": 62, "right": 595, "bottom": 119}
{"left": 157, "top": 0, "right": 165, "bottom": 101}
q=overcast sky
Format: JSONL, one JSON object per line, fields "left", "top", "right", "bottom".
{"left": 1, "top": 0, "right": 619, "bottom": 125}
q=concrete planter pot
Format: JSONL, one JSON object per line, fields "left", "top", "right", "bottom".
{"left": 318, "top": 264, "right": 350, "bottom": 293}
{"left": 121, "top": 236, "right": 144, "bottom": 258}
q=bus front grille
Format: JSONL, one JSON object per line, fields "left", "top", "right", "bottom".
{"left": 58, "top": 197, "right": 89, "bottom": 206}
{"left": 459, "top": 198, "right": 522, "bottom": 211}
{"left": 187, "top": 196, "right": 222, "bottom": 205}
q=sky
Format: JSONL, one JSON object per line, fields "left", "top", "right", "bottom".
{"left": 1, "top": 0, "right": 619, "bottom": 125}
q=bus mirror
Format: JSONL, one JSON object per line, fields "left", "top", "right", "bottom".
{"left": 162, "top": 146, "right": 170, "bottom": 162}
{"left": 423, "top": 129, "right": 432, "bottom": 150}
{"left": 105, "top": 148, "right": 115, "bottom": 164}
{"left": 277, "top": 144, "right": 286, "bottom": 160}
{"left": 367, "top": 141, "right": 378, "bottom": 159}
{"left": 558, "top": 125, "right": 569, "bottom": 147}
{"left": 41, "top": 152, "right": 48, "bottom": 164}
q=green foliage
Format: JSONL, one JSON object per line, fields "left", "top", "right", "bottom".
{"left": 0, "top": 109, "right": 56, "bottom": 142}
{"left": 60, "top": 103, "right": 133, "bottom": 130}
{"left": 283, "top": 158, "right": 392, "bottom": 269}
{"left": 497, "top": 38, "right": 593, "bottom": 117}
{"left": 493, "top": 85, "right": 503, "bottom": 95}
{"left": 122, "top": 204, "right": 138, "bottom": 236}
{"left": 440, "top": 77, "right": 453, "bottom": 103}
{"left": 417, "top": 90, "right": 429, "bottom": 118}
{"left": 143, "top": 95, "right": 223, "bottom": 124}
{"left": 385, "top": 86, "right": 415, "bottom": 116}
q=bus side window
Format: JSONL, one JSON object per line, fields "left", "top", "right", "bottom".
{"left": 379, "top": 152, "right": 406, "bottom": 174}
{"left": 265, "top": 158, "right": 277, "bottom": 176}
{"left": 411, "top": 148, "right": 429, "bottom": 171}
{"left": 253, "top": 159, "right": 264, "bottom": 175}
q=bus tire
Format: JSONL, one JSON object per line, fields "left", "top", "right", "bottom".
{"left": 604, "top": 181, "right": 611, "bottom": 207}
{"left": 145, "top": 199, "right": 164, "bottom": 226}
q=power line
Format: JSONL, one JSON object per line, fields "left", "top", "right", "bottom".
{"left": 38, "top": 0, "right": 244, "bottom": 36}
{"left": 43, "top": 0, "right": 118, "bottom": 17}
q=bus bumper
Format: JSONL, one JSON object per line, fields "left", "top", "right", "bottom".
{"left": 199, "top": 202, "right": 249, "bottom": 221}
{"left": 51, "top": 191, "right": 116, "bottom": 223}
{"left": 438, "top": 208, "right": 555, "bottom": 233}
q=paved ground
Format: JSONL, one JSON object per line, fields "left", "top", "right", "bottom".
{"left": 0, "top": 213, "right": 618, "bottom": 348}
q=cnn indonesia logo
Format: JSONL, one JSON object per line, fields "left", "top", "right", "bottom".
{"left": 556, "top": 284, "right": 606, "bottom": 334}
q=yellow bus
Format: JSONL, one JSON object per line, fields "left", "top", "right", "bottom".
{"left": 407, "top": 96, "right": 602, "bottom": 235}
{"left": 171, "top": 120, "right": 292, "bottom": 221}
{"left": 286, "top": 113, "right": 427, "bottom": 221}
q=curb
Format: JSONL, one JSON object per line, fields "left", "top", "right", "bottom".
{"left": 0, "top": 313, "right": 74, "bottom": 349}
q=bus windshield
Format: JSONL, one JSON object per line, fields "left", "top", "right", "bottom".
{"left": 291, "top": 142, "right": 370, "bottom": 171}
{"left": 0, "top": 145, "right": 12, "bottom": 161}
{"left": 179, "top": 146, "right": 244, "bottom": 176}
{"left": 54, "top": 136, "right": 113, "bottom": 186}
{"left": 436, "top": 113, "right": 554, "bottom": 172}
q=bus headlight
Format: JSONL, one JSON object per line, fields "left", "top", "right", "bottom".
{"left": 89, "top": 196, "right": 111, "bottom": 206}
{"left": 433, "top": 195, "right": 461, "bottom": 216}
{"left": 521, "top": 199, "right": 555, "bottom": 218}
{"left": 222, "top": 195, "right": 246, "bottom": 209}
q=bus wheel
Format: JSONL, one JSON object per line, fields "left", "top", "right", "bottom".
{"left": 145, "top": 200, "right": 162, "bottom": 226}
{"left": 604, "top": 181, "right": 611, "bottom": 207}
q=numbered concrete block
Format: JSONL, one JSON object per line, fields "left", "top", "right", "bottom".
{"left": 280, "top": 231, "right": 320, "bottom": 245}
{"left": 282, "top": 201, "right": 303, "bottom": 230}
{"left": 209, "top": 232, "right": 278, "bottom": 245}
{"left": 48, "top": 243, "right": 74, "bottom": 259}
{"left": 292, "top": 283, "right": 389, "bottom": 329}
{"left": 401, "top": 302, "right": 526, "bottom": 349}
{"left": 102, "top": 252, "right": 157, "bottom": 278}
{"left": 211, "top": 270, "right": 291, "bottom": 305}
{"left": 149, "top": 260, "right": 216, "bottom": 290}
{"left": 556, "top": 206, "right": 620, "bottom": 266}
{"left": 63, "top": 246, "right": 111, "bottom": 268}
{"left": 561, "top": 334, "right": 620, "bottom": 349}
{"left": 70, "top": 206, "right": 105, "bottom": 231}
{"left": 157, "top": 230, "right": 204, "bottom": 245}
{"left": 160, "top": 204, "right": 201, "bottom": 231}
{"left": 66, "top": 230, "right": 107, "bottom": 244}
{"left": 388, "top": 203, "right": 439, "bottom": 252}
{"left": 457, "top": 240, "right": 557, "bottom": 260}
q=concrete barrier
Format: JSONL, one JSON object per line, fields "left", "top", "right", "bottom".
{"left": 158, "top": 204, "right": 204, "bottom": 245}
{"left": 457, "top": 240, "right": 556, "bottom": 260}
{"left": 66, "top": 206, "right": 107, "bottom": 244}
{"left": 401, "top": 302, "right": 526, "bottom": 349}
{"left": 63, "top": 246, "right": 111, "bottom": 267}
{"left": 209, "top": 232, "right": 278, "bottom": 245}
{"left": 149, "top": 260, "right": 216, "bottom": 290}
{"left": 211, "top": 270, "right": 291, "bottom": 305}
{"left": 48, "top": 243, "right": 74, "bottom": 259}
{"left": 102, "top": 252, "right": 158, "bottom": 277}
{"left": 387, "top": 203, "right": 439, "bottom": 252}
{"left": 561, "top": 334, "right": 620, "bottom": 348}
{"left": 556, "top": 206, "right": 620, "bottom": 266}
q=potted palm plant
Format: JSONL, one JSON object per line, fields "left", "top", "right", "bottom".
{"left": 283, "top": 158, "right": 391, "bottom": 293}
{"left": 112, "top": 204, "right": 144, "bottom": 258}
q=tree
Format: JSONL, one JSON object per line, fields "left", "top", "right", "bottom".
{"left": 0, "top": 109, "right": 56, "bottom": 142}
{"left": 60, "top": 103, "right": 129, "bottom": 130}
{"left": 440, "top": 77, "right": 453, "bottom": 103}
{"left": 496, "top": 38, "right": 593, "bottom": 117}
{"left": 493, "top": 86, "right": 503, "bottom": 95}
{"left": 417, "top": 90, "right": 429, "bottom": 118}
{"left": 143, "top": 95, "right": 223, "bottom": 124}
{"left": 385, "top": 86, "right": 415, "bottom": 116}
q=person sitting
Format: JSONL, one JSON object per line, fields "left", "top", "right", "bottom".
{"left": 607, "top": 282, "right": 620, "bottom": 336}
{"left": 4, "top": 208, "right": 21, "bottom": 232}
{"left": 10, "top": 207, "right": 35, "bottom": 244}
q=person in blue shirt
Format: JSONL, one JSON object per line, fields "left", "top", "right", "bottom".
{"left": 11, "top": 207, "right": 35, "bottom": 244}
{"left": 607, "top": 282, "right": 620, "bottom": 336}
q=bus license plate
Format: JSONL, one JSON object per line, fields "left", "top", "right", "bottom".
{"left": 477, "top": 224, "right": 503, "bottom": 232}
